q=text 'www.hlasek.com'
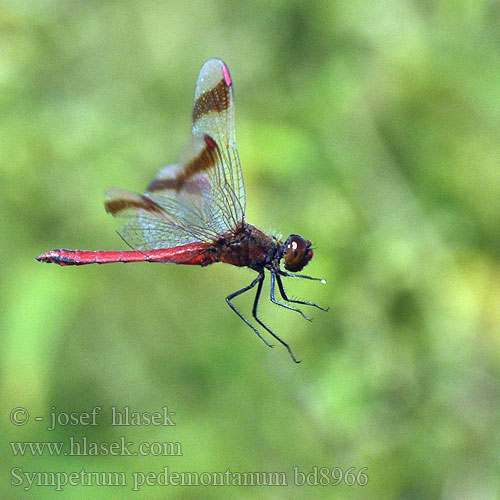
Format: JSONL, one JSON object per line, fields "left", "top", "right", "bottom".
{"left": 9, "top": 405, "right": 368, "bottom": 491}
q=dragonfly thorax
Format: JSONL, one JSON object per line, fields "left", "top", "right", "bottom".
{"left": 214, "top": 223, "right": 281, "bottom": 271}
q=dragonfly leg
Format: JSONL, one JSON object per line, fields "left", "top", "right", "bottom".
{"left": 275, "top": 272, "right": 329, "bottom": 312}
{"left": 278, "top": 269, "right": 327, "bottom": 284}
{"left": 251, "top": 273, "right": 301, "bottom": 364}
{"left": 269, "top": 271, "right": 312, "bottom": 321}
{"left": 226, "top": 274, "right": 273, "bottom": 348}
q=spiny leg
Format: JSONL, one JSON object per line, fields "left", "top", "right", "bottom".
{"left": 226, "top": 273, "right": 273, "bottom": 348}
{"left": 276, "top": 272, "right": 329, "bottom": 312}
{"left": 278, "top": 269, "right": 326, "bottom": 283}
{"left": 269, "top": 271, "right": 312, "bottom": 321}
{"left": 251, "top": 274, "right": 301, "bottom": 364}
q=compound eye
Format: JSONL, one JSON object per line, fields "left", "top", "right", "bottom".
{"left": 284, "top": 234, "right": 312, "bottom": 272}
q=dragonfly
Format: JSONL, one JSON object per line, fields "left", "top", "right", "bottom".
{"left": 36, "top": 58, "right": 327, "bottom": 363}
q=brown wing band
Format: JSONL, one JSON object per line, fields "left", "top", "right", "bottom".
{"left": 192, "top": 78, "right": 230, "bottom": 123}
{"left": 147, "top": 135, "right": 218, "bottom": 193}
{"left": 105, "top": 196, "right": 163, "bottom": 216}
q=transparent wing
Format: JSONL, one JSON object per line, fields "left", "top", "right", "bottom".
{"left": 104, "top": 188, "right": 212, "bottom": 251}
{"left": 105, "top": 59, "right": 246, "bottom": 250}
{"left": 192, "top": 58, "right": 246, "bottom": 227}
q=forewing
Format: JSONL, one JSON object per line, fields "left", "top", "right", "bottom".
{"left": 192, "top": 58, "right": 246, "bottom": 226}
{"left": 106, "top": 134, "right": 232, "bottom": 249}
{"left": 104, "top": 59, "right": 246, "bottom": 250}
{"left": 146, "top": 134, "right": 234, "bottom": 240}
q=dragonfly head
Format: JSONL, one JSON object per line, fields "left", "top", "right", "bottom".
{"left": 283, "top": 234, "right": 313, "bottom": 272}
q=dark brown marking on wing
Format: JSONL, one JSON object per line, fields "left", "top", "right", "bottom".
{"left": 192, "top": 78, "right": 229, "bottom": 123}
{"left": 147, "top": 178, "right": 179, "bottom": 192}
{"left": 148, "top": 135, "right": 218, "bottom": 193}
{"left": 105, "top": 195, "right": 163, "bottom": 216}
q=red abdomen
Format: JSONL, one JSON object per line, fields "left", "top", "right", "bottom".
{"left": 36, "top": 243, "right": 215, "bottom": 267}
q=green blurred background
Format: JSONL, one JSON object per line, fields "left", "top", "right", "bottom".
{"left": 1, "top": 0, "right": 500, "bottom": 498}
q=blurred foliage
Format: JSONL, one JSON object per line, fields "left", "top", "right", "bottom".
{"left": 1, "top": 0, "right": 500, "bottom": 499}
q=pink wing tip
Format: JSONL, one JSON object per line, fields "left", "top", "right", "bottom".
{"left": 222, "top": 64, "right": 232, "bottom": 87}
{"left": 204, "top": 134, "right": 217, "bottom": 149}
